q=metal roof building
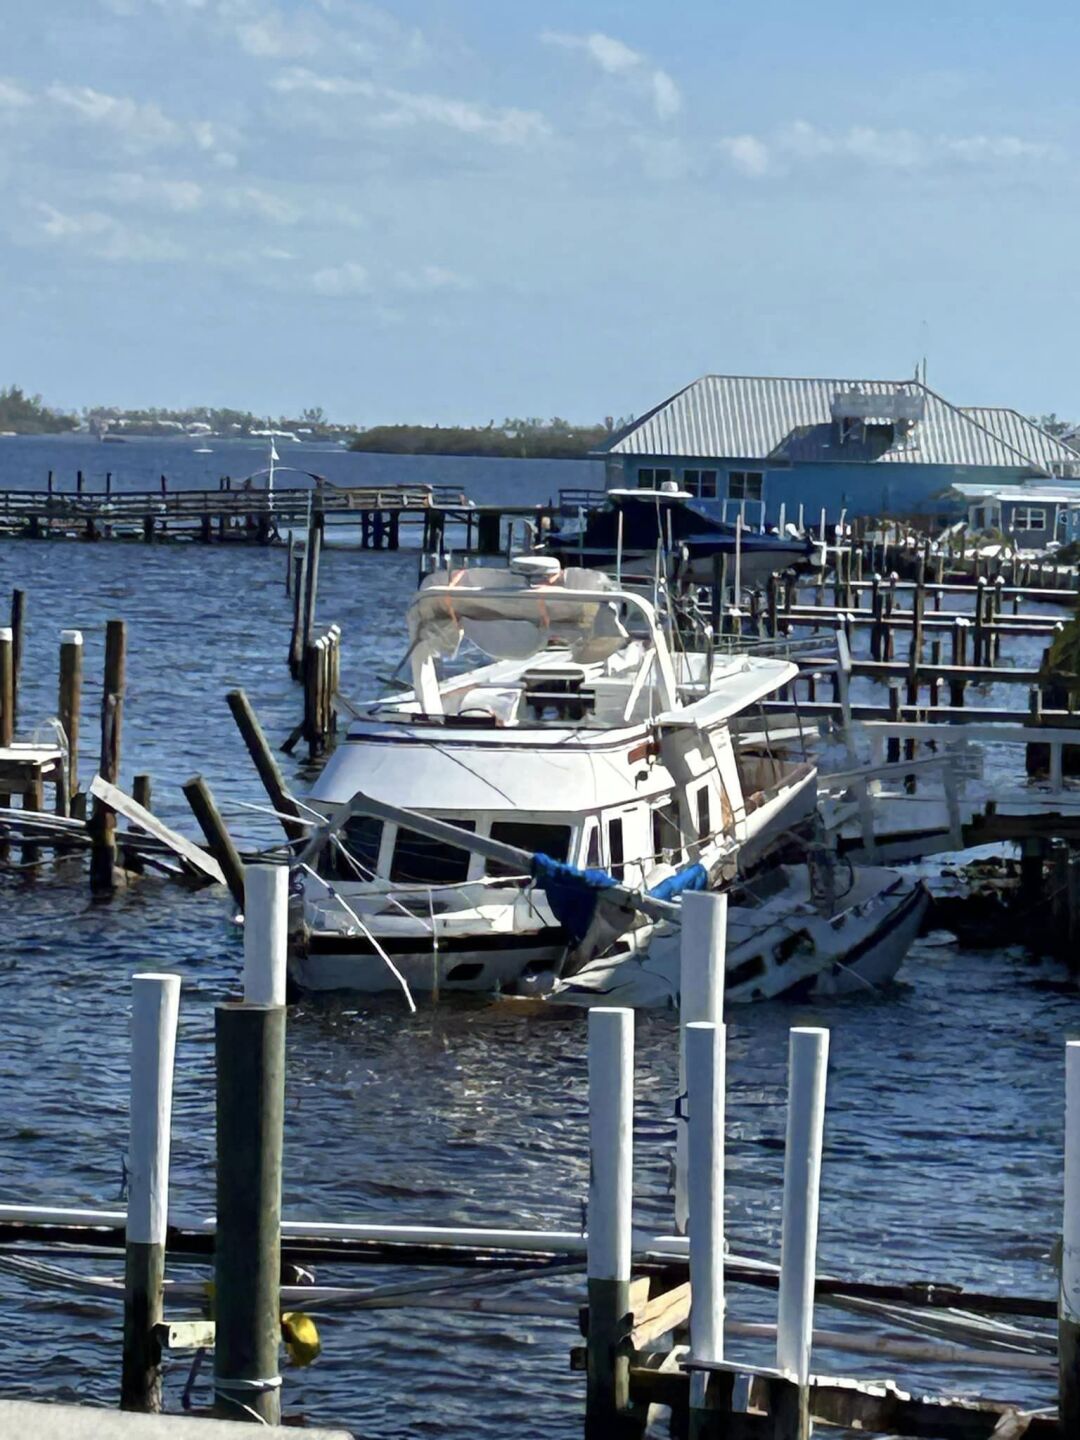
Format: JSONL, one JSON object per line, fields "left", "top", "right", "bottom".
{"left": 597, "top": 374, "right": 1080, "bottom": 524}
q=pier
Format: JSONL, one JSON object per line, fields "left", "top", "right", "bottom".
{"left": 0, "top": 474, "right": 560, "bottom": 552}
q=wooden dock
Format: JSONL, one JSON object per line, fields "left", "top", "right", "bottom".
{"left": 0, "top": 476, "right": 558, "bottom": 551}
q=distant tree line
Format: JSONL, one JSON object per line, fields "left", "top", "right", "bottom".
{"left": 349, "top": 416, "right": 630, "bottom": 458}
{"left": 1032, "top": 414, "right": 1077, "bottom": 440}
{"left": 0, "top": 386, "right": 77, "bottom": 434}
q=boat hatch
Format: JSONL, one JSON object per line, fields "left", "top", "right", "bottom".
{"left": 522, "top": 666, "right": 593, "bottom": 722}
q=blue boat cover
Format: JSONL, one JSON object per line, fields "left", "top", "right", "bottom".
{"left": 647, "top": 863, "right": 708, "bottom": 901}
{"left": 531, "top": 853, "right": 709, "bottom": 943}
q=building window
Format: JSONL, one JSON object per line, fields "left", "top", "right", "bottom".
{"left": 728, "top": 470, "right": 764, "bottom": 501}
{"left": 637, "top": 467, "right": 673, "bottom": 489}
{"left": 684, "top": 469, "right": 718, "bottom": 498}
{"left": 1013, "top": 507, "right": 1047, "bottom": 532}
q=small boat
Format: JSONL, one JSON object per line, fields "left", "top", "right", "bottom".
{"left": 544, "top": 858, "right": 929, "bottom": 1008}
{"left": 543, "top": 485, "right": 817, "bottom": 587}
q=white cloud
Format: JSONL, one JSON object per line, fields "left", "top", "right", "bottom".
{"left": 236, "top": 13, "right": 322, "bottom": 60}
{"left": 47, "top": 84, "right": 181, "bottom": 151}
{"left": 230, "top": 186, "right": 301, "bottom": 224}
{"left": 108, "top": 172, "right": 204, "bottom": 211}
{"left": 0, "top": 79, "right": 31, "bottom": 108}
{"left": 718, "top": 134, "right": 771, "bottom": 176}
{"left": 394, "top": 264, "right": 472, "bottom": 292}
{"left": 541, "top": 29, "right": 681, "bottom": 122}
{"left": 716, "top": 119, "right": 1060, "bottom": 177}
{"left": 311, "top": 260, "right": 370, "bottom": 296}
{"left": 272, "top": 68, "right": 549, "bottom": 145}
{"left": 32, "top": 202, "right": 183, "bottom": 261}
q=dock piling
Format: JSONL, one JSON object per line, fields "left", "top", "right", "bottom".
{"left": 686, "top": 1020, "right": 726, "bottom": 1436}
{"left": 58, "top": 630, "right": 83, "bottom": 810}
{"left": 586, "top": 1007, "right": 635, "bottom": 1440}
{"left": 243, "top": 865, "right": 288, "bottom": 1006}
{"left": 182, "top": 775, "right": 246, "bottom": 908}
{"left": 121, "top": 972, "right": 181, "bottom": 1414}
{"left": 0, "top": 627, "right": 13, "bottom": 748}
{"left": 226, "top": 689, "right": 305, "bottom": 843}
{"left": 10, "top": 590, "right": 25, "bottom": 728}
{"left": 1062, "top": 1040, "right": 1080, "bottom": 1432}
{"left": 776, "top": 1026, "right": 829, "bottom": 1440}
{"left": 90, "top": 619, "right": 126, "bottom": 894}
{"left": 213, "top": 993, "right": 286, "bottom": 1425}
{"left": 676, "top": 892, "right": 727, "bottom": 1235}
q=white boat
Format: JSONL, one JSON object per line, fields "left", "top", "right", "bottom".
{"left": 291, "top": 560, "right": 818, "bottom": 995}
{"left": 544, "top": 861, "right": 929, "bottom": 1009}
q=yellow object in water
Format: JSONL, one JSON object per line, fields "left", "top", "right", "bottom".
{"left": 281, "top": 1311, "right": 321, "bottom": 1366}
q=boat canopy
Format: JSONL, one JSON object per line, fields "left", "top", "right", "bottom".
{"left": 408, "top": 567, "right": 630, "bottom": 664}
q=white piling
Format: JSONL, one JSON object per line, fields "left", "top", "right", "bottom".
{"left": 1061, "top": 1040, "right": 1080, "bottom": 1429}
{"left": 686, "top": 1021, "right": 726, "bottom": 1367}
{"left": 122, "top": 972, "right": 181, "bottom": 1411}
{"left": 243, "top": 863, "right": 289, "bottom": 1007}
{"left": 676, "top": 891, "right": 727, "bottom": 1233}
{"left": 776, "top": 1026, "right": 830, "bottom": 1388}
{"left": 586, "top": 1006, "right": 634, "bottom": 1437}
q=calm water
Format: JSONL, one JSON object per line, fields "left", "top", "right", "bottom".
{"left": 0, "top": 438, "right": 1075, "bottom": 1436}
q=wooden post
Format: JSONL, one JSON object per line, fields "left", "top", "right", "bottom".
{"left": 886, "top": 684, "right": 901, "bottom": 763}
{"left": 992, "top": 575, "right": 1005, "bottom": 664}
{"left": 767, "top": 574, "right": 781, "bottom": 638}
{"left": 10, "top": 590, "right": 25, "bottom": 730}
{"left": 776, "top": 1027, "right": 829, "bottom": 1440}
{"left": 243, "top": 865, "right": 288, "bottom": 1006}
{"left": 121, "top": 972, "right": 181, "bottom": 1413}
{"left": 182, "top": 775, "right": 246, "bottom": 908}
{"left": 90, "top": 619, "right": 126, "bottom": 894}
{"left": 973, "top": 577, "right": 987, "bottom": 668}
{"left": 58, "top": 629, "right": 82, "bottom": 807}
{"left": 301, "top": 519, "right": 322, "bottom": 659}
{"left": 123, "top": 774, "right": 152, "bottom": 871}
{"left": 687, "top": 1020, "right": 725, "bottom": 1436}
{"left": 213, "top": 999, "right": 285, "bottom": 1425}
{"left": 586, "top": 1007, "right": 634, "bottom": 1440}
{"left": 950, "top": 618, "right": 969, "bottom": 709}
{"left": 869, "top": 575, "right": 883, "bottom": 661}
{"left": 285, "top": 532, "right": 295, "bottom": 595}
{"left": 0, "top": 626, "right": 12, "bottom": 747}
{"left": 1062, "top": 1040, "right": 1080, "bottom": 1434}
{"left": 226, "top": 689, "right": 305, "bottom": 843}
{"left": 676, "top": 892, "right": 727, "bottom": 1235}
{"left": 288, "top": 548, "right": 308, "bottom": 679}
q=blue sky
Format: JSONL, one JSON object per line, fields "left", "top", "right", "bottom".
{"left": 2, "top": 0, "right": 1079, "bottom": 423}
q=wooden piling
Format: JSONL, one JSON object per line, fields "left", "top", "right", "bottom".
{"left": 869, "top": 575, "right": 883, "bottom": 661}
{"left": 10, "top": 590, "right": 25, "bottom": 729}
{"left": 0, "top": 627, "right": 13, "bottom": 748}
{"left": 586, "top": 1007, "right": 635, "bottom": 1440}
{"left": 301, "top": 519, "right": 322, "bottom": 660}
{"left": 1062, "top": 1041, "right": 1080, "bottom": 1433}
{"left": 182, "top": 775, "right": 245, "bottom": 908}
{"left": 58, "top": 629, "right": 82, "bottom": 809}
{"left": 226, "top": 690, "right": 304, "bottom": 843}
{"left": 285, "top": 533, "right": 295, "bottom": 595}
{"left": 288, "top": 553, "right": 306, "bottom": 678}
{"left": 90, "top": 619, "right": 126, "bottom": 894}
{"left": 213, "top": 999, "right": 285, "bottom": 1425}
{"left": 121, "top": 973, "right": 180, "bottom": 1414}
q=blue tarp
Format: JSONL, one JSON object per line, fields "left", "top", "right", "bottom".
{"left": 531, "top": 853, "right": 619, "bottom": 944}
{"left": 647, "top": 863, "right": 708, "bottom": 902}
{"left": 531, "top": 853, "right": 710, "bottom": 944}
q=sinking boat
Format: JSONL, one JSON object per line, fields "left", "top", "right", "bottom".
{"left": 291, "top": 559, "right": 818, "bottom": 995}
{"left": 545, "top": 859, "right": 929, "bottom": 1009}
{"left": 543, "top": 486, "right": 817, "bottom": 587}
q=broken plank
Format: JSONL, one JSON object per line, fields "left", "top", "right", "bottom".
{"left": 89, "top": 776, "right": 225, "bottom": 886}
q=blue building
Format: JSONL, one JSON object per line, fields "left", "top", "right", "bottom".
{"left": 597, "top": 375, "right": 1080, "bottom": 527}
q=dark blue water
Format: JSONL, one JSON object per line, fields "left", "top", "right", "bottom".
{"left": 0, "top": 438, "right": 1073, "bottom": 1435}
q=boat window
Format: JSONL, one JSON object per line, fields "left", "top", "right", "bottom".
{"left": 728, "top": 470, "right": 764, "bottom": 501}
{"left": 486, "top": 822, "right": 570, "bottom": 878}
{"left": 684, "top": 469, "right": 718, "bottom": 499}
{"left": 390, "top": 820, "right": 476, "bottom": 885}
{"left": 651, "top": 801, "right": 682, "bottom": 861}
{"left": 607, "top": 817, "right": 625, "bottom": 881}
{"left": 331, "top": 815, "right": 383, "bottom": 880}
{"left": 696, "top": 786, "right": 711, "bottom": 841}
{"left": 585, "top": 821, "right": 601, "bottom": 868}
